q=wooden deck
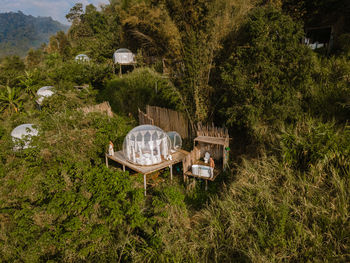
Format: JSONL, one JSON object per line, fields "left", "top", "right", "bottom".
{"left": 106, "top": 149, "right": 189, "bottom": 196}
{"left": 106, "top": 149, "right": 188, "bottom": 175}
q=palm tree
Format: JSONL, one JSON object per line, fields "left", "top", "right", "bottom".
{"left": 0, "top": 85, "right": 23, "bottom": 113}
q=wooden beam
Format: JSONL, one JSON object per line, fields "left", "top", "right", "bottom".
{"left": 144, "top": 174, "right": 147, "bottom": 196}
{"left": 123, "top": 165, "right": 125, "bottom": 172}
{"left": 105, "top": 154, "right": 109, "bottom": 168}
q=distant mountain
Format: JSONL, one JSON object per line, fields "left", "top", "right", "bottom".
{"left": 0, "top": 11, "right": 69, "bottom": 57}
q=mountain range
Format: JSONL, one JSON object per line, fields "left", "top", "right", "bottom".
{"left": 0, "top": 11, "right": 69, "bottom": 57}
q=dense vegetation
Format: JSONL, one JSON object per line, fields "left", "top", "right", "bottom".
{"left": 0, "top": 0, "right": 349, "bottom": 262}
{"left": 0, "top": 11, "right": 69, "bottom": 57}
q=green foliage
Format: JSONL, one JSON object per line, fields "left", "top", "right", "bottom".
{"left": 220, "top": 7, "right": 315, "bottom": 135}
{"left": 0, "top": 85, "right": 23, "bottom": 114}
{"left": 310, "top": 55, "right": 350, "bottom": 122}
{"left": 0, "top": 55, "right": 25, "bottom": 87}
{"left": 281, "top": 118, "right": 350, "bottom": 174}
{"left": 0, "top": 1, "right": 349, "bottom": 262}
{"left": 190, "top": 153, "right": 349, "bottom": 262}
{"left": 45, "top": 60, "right": 113, "bottom": 88}
{"left": 68, "top": 4, "right": 121, "bottom": 62}
{"left": 0, "top": 110, "right": 147, "bottom": 262}
{"left": 99, "top": 67, "right": 180, "bottom": 117}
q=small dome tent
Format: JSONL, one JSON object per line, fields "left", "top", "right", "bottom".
{"left": 11, "top": 124, "right": 38, "bottom": 149}
{"left": 75, "top": 54, "right": 90, "bottom": 62}
{"left": 36, "top": 86, "right": 55, "bottom": 105}
{"left": 167, "top": 131, "right": 182, "bottom": 152}
{"left": 113, "top": 48, "right": 135, "bottom": 64}
{"left": 123, "top": 125, "right": 171, "bottom": 166}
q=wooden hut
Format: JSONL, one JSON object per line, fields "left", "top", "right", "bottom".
{"left": 182, "top": 123, "right": 230, "bottom": 189}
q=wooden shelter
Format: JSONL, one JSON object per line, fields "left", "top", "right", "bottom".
{"left": 182, "top": 123, "right": 230, "bottom": 189}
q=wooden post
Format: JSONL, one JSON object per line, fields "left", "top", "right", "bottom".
{"left": 205, "top": 180, "right": 208, "bottom": 191}
{"left": 144, "top": 174, "right": 147, "bottom": 196}
{"left": 169, "top": 165, "right": 173, "bottom": 181}
{"left": 119, "top": 64, "right": 122, "bottom": 77}
{"left": 123, "top": 165, "right": 125, "bottom": 172}
{"left": 105, "top": 154, "right": 109, "bottom": 168}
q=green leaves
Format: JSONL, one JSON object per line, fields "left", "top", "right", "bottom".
{"left": 220, "top": 7, "right": 314, "bottom": 135}
{"left": 0, "top": 85, "right": 23, "bottom": 114}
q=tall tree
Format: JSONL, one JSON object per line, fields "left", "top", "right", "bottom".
{"left": 123, "top": 0, "right": 255, "bottom": 122}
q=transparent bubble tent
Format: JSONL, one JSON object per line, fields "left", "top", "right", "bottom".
{"left": 123, "top": 125, "right": 171, "bottom": 166}
{"left": 75, "top": 54, "right": 90, "bottom": 62}
{"left": 11, "top": 124, "right": 38, "bottom": 149}
{"left": 36, "top": 86, "right": 54, "bottom": 105}
{"left": 113, "top": 48, "right": 135, "bottom": 64}
{"left": 167, "top": 131, "right": 182, "bottom": 152}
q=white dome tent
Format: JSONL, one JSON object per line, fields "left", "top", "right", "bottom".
{"left": 11, "top": 124, "right": 38, "bottom": 150}
{"left": 75, "top": 54, "right": 90, "bottom": 62}
{"left": 113, "top": 48, "right": 135, "bottom": 65}
{"left": 167, "top": 131, "right": 182, "bottom": 152}
{"left": 123, "top": 125, "right": 171, "bottom": 166}
{"left": 36, "top": 86, "right": 55, "bottom": 105}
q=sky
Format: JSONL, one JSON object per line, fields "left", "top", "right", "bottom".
{"left": 0, "top": 0, "right": 110, "bottom": 25}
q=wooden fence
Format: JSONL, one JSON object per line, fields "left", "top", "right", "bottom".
{"left": 197, "top": 122, "right": 229, "bottom": 138}
{"left": 138, "top": 108, "right": 154, "bottom": 125}
{"left": 139, "top": 105, "right": 190, "bottom": 138}
{"left": 182, "top": 147, "right": 201, "bottom": 175}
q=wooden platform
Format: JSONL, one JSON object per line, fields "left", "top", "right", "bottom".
{"left": 106, "top": 149, "right": 189, "bottom": 196}
{"left": 106, "top": 149, "right": 188, "bottom": 175}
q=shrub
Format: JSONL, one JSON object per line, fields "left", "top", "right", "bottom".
{"left": 219, "top": 7, "right": 316, "bottom": 135}
{"left": 99, "top": 67, "right": 180, "bottom": 117}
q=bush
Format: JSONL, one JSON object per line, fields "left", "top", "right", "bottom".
{"left": 280, "top": 118, "right": 350, "bottom": 174}
{"left": 46, "top": 60, "right": 113, "bottom": 89}
{"left": 219, "top": 7, "right": 316, "bottom": 136}
{"left": 99, "top": 67, "right": 180, "bottom": 117}
{"left": 189, "top": 154, "right": 349, "bottom": 262}
{"left": 0, "top": 110, "right": 148, "bottom": 262}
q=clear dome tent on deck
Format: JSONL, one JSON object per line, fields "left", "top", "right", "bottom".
{"left": 113, "top": 48, "right": 135, "bottom": 65}
{"left": 123, "top": 125, "right": 171, "bottom": 166}
{"left": 36, "top": 86, "right": 54, "bottom": 105}
{"left": 106, "top": 124, "right": 189, "bottom": 196}
{"left": 75, "top": 54, "right": 90, "bottom": 62}
{"left": 167, "top": 131, "right": 182, "bottom": 152}
{"left": 11, "top": 124, "right": 38, "bottom": 150}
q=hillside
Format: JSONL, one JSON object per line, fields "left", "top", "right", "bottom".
{"left": 0, "top": 1, "right": 349, "bottom": 262}
{"left": 0, "top": 11, "right": 69, "bottom": 57}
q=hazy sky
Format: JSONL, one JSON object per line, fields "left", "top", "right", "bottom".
{"left": 0, "top": 0, "right": 110, "bottom": 24}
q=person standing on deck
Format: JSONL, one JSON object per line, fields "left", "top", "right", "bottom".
{"left": 108, "top": 141, "right": 114, "bottom": 156}
{"left": 209, "top": 157, "right": 215, "bottom": 178}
